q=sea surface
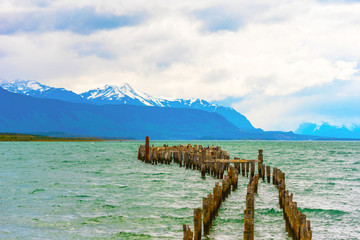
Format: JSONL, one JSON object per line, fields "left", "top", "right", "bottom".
{"left": 0, "top": 141, "right": 359, "bottom": 240}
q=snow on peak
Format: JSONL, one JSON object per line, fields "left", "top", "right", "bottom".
{"left": 121, "top": 82, "right": 133, "bottom": 90}
{"left": 0, "top": 80, "right": 50, "bottom": 93}
{"left": 82, "top": 83, "right": 165, "bottom": 107}
{"left": 189, "top": 98, "right": 199, "bottom": 105}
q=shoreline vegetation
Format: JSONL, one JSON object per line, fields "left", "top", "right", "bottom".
{"left": 0, "top": 133, "right": 359, "bottom": 142}
{"left": 0, "top": 133, "right": 126, "bottom": 142}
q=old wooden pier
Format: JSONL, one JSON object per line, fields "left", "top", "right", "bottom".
{"left": 137, "top": 136, "right": 312, "bottom": 240}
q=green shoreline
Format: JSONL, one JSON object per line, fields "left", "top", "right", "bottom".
{"left": 0, "top": 133, "right": 105, "bottom": 142}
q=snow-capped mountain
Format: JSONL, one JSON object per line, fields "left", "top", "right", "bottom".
{"left": 1, "top": 80, "right": 50, "bottom": 94}
{"left": 0, "top": 80, "right": 85, "bottom": 103}
{"left": 81, "top": 83, "right": 165, "bottom": 107}
{"left": 1, "top": 80, "right": 256, "bottom": 131}
{"left": 295, "top": 122, "right": 360, "bottom": 139}
{"left": 80, "top": 84, "right": 256, "bottom": 131}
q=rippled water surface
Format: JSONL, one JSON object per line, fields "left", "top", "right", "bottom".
{"left": 0, "top": 141, "right": 359, "bottom": 239}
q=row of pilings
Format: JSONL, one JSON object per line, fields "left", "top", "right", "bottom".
{"left": 274, "top": 168, "right": 313, "bottom": 240}
{"left": 137, "top": 137, "right": 312, "bottom": 239}
{"left": 243, "top": 173, "right": 259, "bottom": 240}
{"left": 190, "top": 170, "right": 236, "bottom": 240}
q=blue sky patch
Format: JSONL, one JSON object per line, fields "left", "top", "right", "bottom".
{"left": 193, "top": 7, "right": 242, "bottom": 32}
{"left": 0, "top": 7, "right": 145, "bottom": 35}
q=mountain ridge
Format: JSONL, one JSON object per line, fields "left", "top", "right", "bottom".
{"left": 295, "top": 122, "right": 360, "bottom": 139}
{"left": 0, "top": 87, "right": 323, "bottom": 140}
{"left": 0, "top": 80, "right": 86, "bottom": 103}
{"left": 0, "top": 87, "right": 246, "bottom": 139}
{"left": 1, "top": 80, "right": 255, "bottom": 131}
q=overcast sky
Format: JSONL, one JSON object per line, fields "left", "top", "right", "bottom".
{"left": 1, "top": 0, "right": 360, "bottom": 131}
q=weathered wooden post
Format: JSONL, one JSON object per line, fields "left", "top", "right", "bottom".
{"left": 145, "top": 136, "right": 150, "bottom": 162}
{"left": 183, "top": 224, "right": 187, "bottom": 240}
{"left": 307, "top": 220, "right": 312, "bottom": 240}
{"left": 243, "top": 218, "right": 254, "bottom": 240}
{"left": 137, "top": 145, "right": 142, "bottom": 160}
{"left": 246, "top": 162, "right": 250, "bottom": 177}
{"left": 258, "top": 149, "right": 263, "bottom": 177}
{"left": 266, "top": 165, "right": 271, "bottom": 183}
{"left": 299, "top": 213, "right": 307, "bottom": 240}
{"left": 194, "top": 208, "right": 202, "bottom": 240}
{"left": 246, "top": 193, "right": 255, "bottom": 210}
{"left": 201, "top": 163, "right": 206, "bottom": 178}
{"left": 295, "top": 210, "right": 301, "bottom": 238}
{"left": 241, "top": 162, "right": 245, "bottom": 176}
{"left": 273, "top": 167, "right": 277, "bottom": 185}
{"left": 208, "top": 193, "right": 214, "bottom": 227}
{"left": 234, "top": 157, "right": 240, "bottom": 170}
{"left": 261, "top": 164, "right": 265, "bottom": 181}
{"left": 250, "top": 162, "right": 255, "bottom": 178}
{"left": 183, "top": 224, "right": 193, "bottom": 240}
{"left": 254, "top": 174, "right": 259, "bottom": 193}
{"left": 214, "top": 182, "right": 221, "bottom": 217}
{"left": 278, "top": 179, "right": 285, "bottom": 208}
{"left": 203, "top": 197, "right": 210, "bottom": 235}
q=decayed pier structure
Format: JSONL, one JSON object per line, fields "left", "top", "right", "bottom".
{"left": 138, "top": 136, "right": 312, "bottom": 240}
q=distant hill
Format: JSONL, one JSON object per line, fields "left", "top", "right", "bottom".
{"left": 295, "top": 122, "right": 360, "bottom": 139}
{"left": 0, "top": 87, "right": 247, "bottom": 140}
{"left": 1, "top": 80, "right": 256, "bottom": 131}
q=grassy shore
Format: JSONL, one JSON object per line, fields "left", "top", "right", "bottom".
{"left": 0, "top": 133, "right": 102, "bottom": 142}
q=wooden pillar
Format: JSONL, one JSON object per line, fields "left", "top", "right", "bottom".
{"left": 137, "top": 145, "right": 142, "bottom": 160}
{"left": 299, "top": 214, "right": 307, "bottom": 240}
{"left": 183, "top": 224, "right": 187, "bottom": 240}
{"left": 246, "top": 194, "right": 255, "bottom": 210}
{"left": 258, "top": 149, "right": 263, "bottom": 162}
{"left": 193, "top": 208, "right": 202, "bottom": 240}
{"left": 258, "top": 149, "right": 263, "bottom": 177}
{"left": 183, "top": 224, "right": 193, "bottom": 240}
{"left": 282, "top": 172, "right": 286, "bottom": 183}
{"left": 254, "top": 174, "right": 259, "bottom": 194}
{"left": 145, "top": 136, "right": 150, "bottom": 162}
{"left": 201, "top": 163, "right": 206, "bottom": 178}
{"left": 208, "top": 194, "right": 214, "bottom": 227}
{"left": 261, "top": 164, "right": 265, "bottom": 181}
{"left": 273, "top": 167, "right": 277, "bottom": 185}
{"left": 266, "top": 165, "right": 271, "bottom": 183}
{"left": 213, "top": 182, "right": 220, "bottom": 217}
{"left": 278, "top": 179, "right": 285, "bottom": 208}
{"left": 241, "top": 162, "right": 245, "bottom": 176}
{"left": 307, "top": 220, "right": 312, "bottom": 240}
{"left": 250, "top": 162, "right": 255, "bottom": 178}
{"left": 243, "top": 218, "right": 254, "bottom": 240}
{"left": 219, "top": 163, "right": 224, "bottom": 179}
{"left": 179, "top": 150, "right": 183, "bottom": 167}
{"left": 246, "top": 162, "right": 250, "bottom": 177}
{"left": 203, "top": 197, "right": 210, "bottom": 235}
{"left": 294, "top": 210, "right": 301, "bottom": 239}
{"left": 244, "top": 209, "right": 254, "bottom": 222}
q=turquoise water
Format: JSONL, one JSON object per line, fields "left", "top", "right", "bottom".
{"left": 0, "top": 141, "right": 359, "bottom": 239}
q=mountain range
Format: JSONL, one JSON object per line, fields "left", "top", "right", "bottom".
{"left": 295, "top": 122, "right": 360, "bottom": 139}
{"left": 1, "top": 80, "right": 256, "bottom": 132}
{"left": 1, "top": 80, "right": 358, "bottom": 139}
{"left": 0, "top": 87, "right": 249, "bottom": 139}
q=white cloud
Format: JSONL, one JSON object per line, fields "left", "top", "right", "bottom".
{"left": 1, "top": 0, "right": 360, "bottom": 130}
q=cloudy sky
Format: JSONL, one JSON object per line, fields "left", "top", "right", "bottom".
{"left": 1, "top": 0, "right": 360, "bottom": 131}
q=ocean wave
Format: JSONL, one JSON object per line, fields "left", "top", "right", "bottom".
{"left": 29, "top": 188, "right": 45, "bottom": 194}
{"left": 82, "top": 215, "right": 124, "bottom": 225}
{"left": 114, "top": 231, "right": 166, "bottom": 239}
{"left": 299, "top": 208, "right": 348, "bottom": 215}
